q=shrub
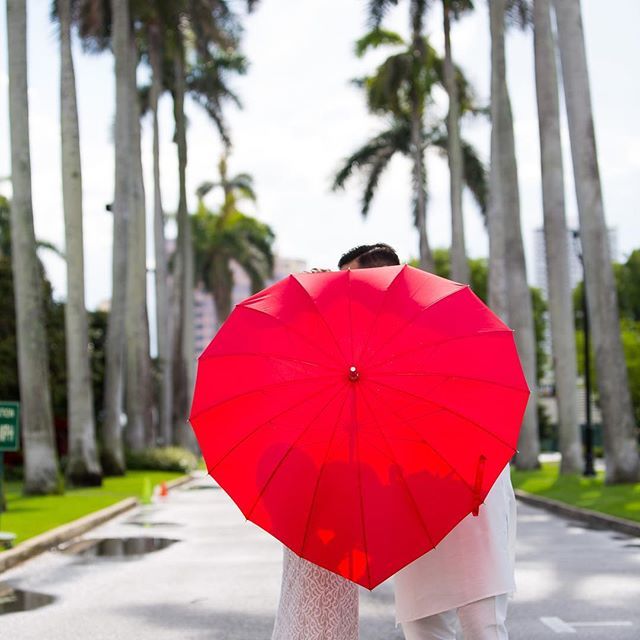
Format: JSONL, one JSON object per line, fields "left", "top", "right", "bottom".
{"left": 125, "top": 446, "right": 199, "bottom": 474}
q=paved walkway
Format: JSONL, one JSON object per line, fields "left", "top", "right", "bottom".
{"left": 2, "top": 473, "right": 639, "bottom": 639}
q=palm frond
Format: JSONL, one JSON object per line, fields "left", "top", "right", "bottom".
{"left": 368, "top": 0, "right": 400, "bottom": 28}
{"left": 505, "top": 0, "right": 532, "bottom": 30}
{"left": 355, "top": 28, "right": 405, "bottom": 58}
{"left": 361, "top": 146, "right": 397, "bottom": 217}
{"left": 460, "top": 139, "right": 488, "bottom": 218}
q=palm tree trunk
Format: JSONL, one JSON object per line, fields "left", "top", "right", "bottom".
{"left": 149, "top": 24, "right": 173, "bottom": 448}
{"left": 488, "top": 0, "right": 508, "bottom": 319}
{"left": 59, "top": 0, "right": 102, "bottom": 485}
{"left": 553, "top": 0, "right": 639, "bottom": 483}
{"left": 102, "top": 0, "right": 131, "bottom": 474}
{"left": 211, "top": 255, "right": 233, "bottom": 325}
{"left": 533, "top": 0, "right": 582, "bottom": 474}
{"left": 172, "top": 47, "right": 198, "bottom": 452}
{"left": 443, "top": 3, "right": 468, "bottom": 284}
{"left": 409, "top": 1, "right": 433, "bottom": 272}
{"left": 124, "top": 33, "right": 152, "bottom": 452}
{"left": 6, "top": 0, "right": 60, "bottom": 494}
{"left": 490, "top": 0, "right": 540, "bottom": 470}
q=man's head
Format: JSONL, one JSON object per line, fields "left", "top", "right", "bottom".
{"left": 338, "top": 243, "right": 400, "bottom": 270}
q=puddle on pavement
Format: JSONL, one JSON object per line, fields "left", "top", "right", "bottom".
{"left": 185, "top": 484, "right": 219, "bottom": 491}
{"left": 0, "top": 583, "right": 55, "bottom": 615}
{"left": 125, "top": 520, "right": 181, "bottom": 528}
{"left": 60, "top": 537, "right": 179, "bottom": 559}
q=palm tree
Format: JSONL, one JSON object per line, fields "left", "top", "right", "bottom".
{"left": 333, "top": 117, "right": 486, "bottom": 224}
{"left": 124, "top": 31, "right": 154, "bottom": 453}
{"left": 145, "top": 9, "right": 173, "bottom": 448}
{"left": 489, "top": 0, "right": 539, "bottom": 470}
{"left": 335, "top": 29, "right": 486, "bottom": 229}
{"left": 6, "top": 0, "right": 61, "bottom": 493}
{"left": 194, "top": 156, "right": 274, "bottom": 323}
{"left": 58, "top": 0, "right": 103, "bottom": 485}
{"left": 101, "top": 0, "right": 132, "bottom": 474}
{"left": 552, "top": 0, "right": 639, "bottom": 483}
{"left": 347, "top": 28, "right": 484, "bottom": 268}
{"left": 442, "top": 0, "right": 475, "bottom": 283}
{"left": 165, "top": 5, "right": 247, "bottom": 450}
{"left": 533, "top": 0, "right": 582, "bottom": 474}
{"left": 367, "top": 0, "right": 432, "bottom": 270}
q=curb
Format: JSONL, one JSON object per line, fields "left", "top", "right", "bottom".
{"left": 515, "top": 489, "right": 640, "bottom": 537}
{"left": 0, "top": 472, "right": 195, "bottom": 575}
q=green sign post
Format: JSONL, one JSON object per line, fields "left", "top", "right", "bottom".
{"left": 0, "top": 402, "right": 20, "bottom": 452}
{"left": 0, "top": 402, "right": 20, "bottom": 532}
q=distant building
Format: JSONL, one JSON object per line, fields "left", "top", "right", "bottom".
{"left": 533, "top": 227, "right": 619, "bottom": 298}
{"left": 193, "top": 255, "right": 307, "bottom": 356}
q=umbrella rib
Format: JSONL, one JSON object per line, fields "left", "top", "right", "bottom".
{"left": 352, "top": 384, "right": 373, "bottom": 589}
{"left": 357, "top": 265, "right": 416, "bottom": 362}
{"left": 372, "top": 371, "right": 529, "bottom": 395}
{"left": 369, "top": 378, "right": 518, "bottom": 452}
{"left": 361, "top": 386, "right": 478, "bottom": 498}
{"left": 359, "top": 387, "right": 437, "bottom": 551}
{"left": 244, "top": 383, "right": 348, "bottom": 521}
{"left": 362, "top": 286, "right": 471, "bottom": 367}
{"left": 204, "top": 379, "right": 344, "bottom": 473}
{"left": 368, "top": 328, "right": 515, "bottom": 370}
{"left": 300, "top": 391, "right": 352, "bottom": 558}
{"left": 191, "top": 374, "right": 339, "bottom": 423}
{"left": 290, "top": 275, "right": 349, "bottom": 364}
{"left": 240, "top": 304, "right": 344, "bottom": 366}
{"left": 347, "top": 270, "right": 355, "bottom": 362}
{"left": 198, "top": 351, "right": 342, "bottom": 373}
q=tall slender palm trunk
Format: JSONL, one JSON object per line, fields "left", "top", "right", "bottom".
{"left": 489, "top": 0, "right": 539, "bottom": 469}
{"left": 553, "top": 0, "right": 639, "bottom": 483}
{"left": 409, "top": 0, "right": 433, "bottom": 272}
{"left": 59, "top": 0, "right": 102, "bottom": 485}
{"left": 6, "top": 0, "right": 60, "bottom": 493}
{"left": 149, "top": 24, "right": 173, "bottom": 448}
{"left": 443, "top": 4, "right": 468, "bottom": 284}
{"left": 102, "top": 0, "right": 131, "bottom": 474}
{"left": 487, "top": 0, "right": 508, "bottom": 319}
{"left": 172, "top": 48, "right": 198, "bottom": 451}
{"left": 533, "top": 0, "right": 582, "bottom": 474}
{"left": 125, "top": 34, "right": 153, "bottom": 452}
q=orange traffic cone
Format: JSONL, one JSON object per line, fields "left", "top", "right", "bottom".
{"left": 159, "top": 482, "right": 169, "bottom": 498}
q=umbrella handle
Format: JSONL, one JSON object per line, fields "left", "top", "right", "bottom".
{"left": 471, "top": 455, "right": 487, "bottom": 517}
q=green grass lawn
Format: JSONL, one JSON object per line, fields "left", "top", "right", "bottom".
{"left": 0, "top": 470, "right": 183, "bottom": 545}
{"left": 511, "top": 462, "right": 640, "bottom": 523}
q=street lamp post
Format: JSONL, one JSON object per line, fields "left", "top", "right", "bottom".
{"left": 572, "top": 230, "right": 596, "bottom": 477}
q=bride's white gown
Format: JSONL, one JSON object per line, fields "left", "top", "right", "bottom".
{"left": 271, "top": 547, "right": 359, "bottom": 640}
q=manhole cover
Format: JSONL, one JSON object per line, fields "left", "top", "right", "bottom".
{"left": 0, "top": 583, "right": 55, "bottom": 615}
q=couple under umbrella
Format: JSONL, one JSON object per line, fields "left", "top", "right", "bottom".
{"left": 190, "top": 243, "right": 527, "bottom": 640}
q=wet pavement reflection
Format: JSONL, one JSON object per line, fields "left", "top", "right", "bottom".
{"left": 125, "top": 520, "right": 181, "bottom": 528}
{"left": 0, "top": 583, "right": 55, "bottom": 615}
{"left": 59, "top": 537, "right": 179, "bottom": 559}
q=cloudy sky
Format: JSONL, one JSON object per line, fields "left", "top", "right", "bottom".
{"left": 1, "top": 0, "right": 639, "bottom": 312}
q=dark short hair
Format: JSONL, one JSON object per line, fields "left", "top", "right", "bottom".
{"left": 337, "top": 243, "right": 400, "bottom": 269}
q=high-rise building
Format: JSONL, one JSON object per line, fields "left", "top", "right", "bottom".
{"left": 533, "top": 227, "right": 619, "bottom": 297}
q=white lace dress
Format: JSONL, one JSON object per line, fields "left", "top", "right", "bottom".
{"left": 271, "top": 547, "right": 359, "bottom": 640}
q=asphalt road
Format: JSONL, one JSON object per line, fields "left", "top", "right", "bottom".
{"left": 2, "top": 473, "right": 639, "bottom": 639}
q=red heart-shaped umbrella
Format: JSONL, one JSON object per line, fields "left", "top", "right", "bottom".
{"left": 189, "top": 265, "right": 529, "bottom": 589}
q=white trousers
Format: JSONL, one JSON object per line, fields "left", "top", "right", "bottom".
{"left": 401, "top": 594, "right": 509, "bottom": 640}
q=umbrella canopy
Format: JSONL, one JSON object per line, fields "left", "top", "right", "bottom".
{"left": 190, "top": 265, "right": 529, "bottom": 589}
